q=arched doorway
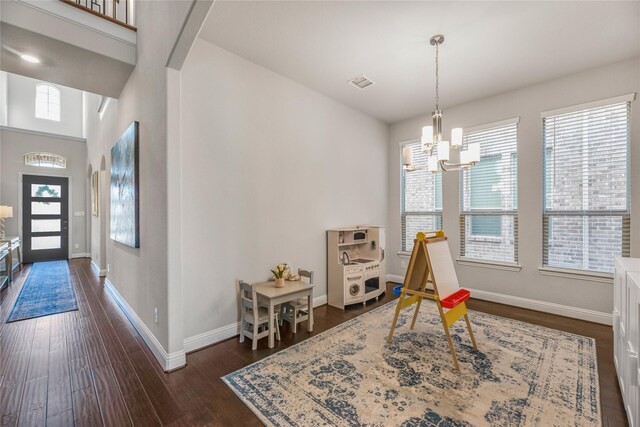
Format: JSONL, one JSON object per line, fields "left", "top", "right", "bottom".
{"left": 88, "top": 156, "right": 108, "bottom": 277}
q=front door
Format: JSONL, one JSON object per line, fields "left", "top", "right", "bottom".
{"left": 22, "top": 175, "right": 69, "bottom": 263}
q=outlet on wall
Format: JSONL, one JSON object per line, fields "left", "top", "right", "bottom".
{"left": 154, "top": 307, "right": 159, "bottom": 324}
{"left": 107, "top": 264, "right": 110, "bottom": 273}
{"left": 400, "top": 260, "right": 407, "bottom": 269}
{"left": 74, "top": 244, "right": 79, "bottom": 249}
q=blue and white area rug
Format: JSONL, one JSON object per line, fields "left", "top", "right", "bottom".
{"left": 6, "top": 261, "right": 78, "bottom": 323}
{"left": 223, "top": 300, "right": 600, "bottom": 426}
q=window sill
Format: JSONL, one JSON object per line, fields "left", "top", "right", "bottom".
{"left": 457, "top": 257, "right": 522, "bottom": 272}
{"left": 539, "top": 267, "right": 613, "bottom": 284}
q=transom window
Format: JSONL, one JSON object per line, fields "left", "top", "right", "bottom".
{"left": 35, "top": 84, "right": 61, "bottom": 121}
{"left": 401, "top": 140, "right": 442, "bottom": 252}
{"left": 460, "top": 120, "right": 519, "bottom": 264}
{"left": 24, "top": 152, "right": 67, "bottom": 169}
{"left": 543, "top": 99, "right": 630, "bottom": 273}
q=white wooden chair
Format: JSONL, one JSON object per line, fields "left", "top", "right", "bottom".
{"left": 239, "top": 280, "right": 281, "bottom": 350}
{"left": 281, "top": 269, "right": 313, "bottom": 333}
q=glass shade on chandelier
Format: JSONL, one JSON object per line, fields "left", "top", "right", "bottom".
{"left": 402, "top": 145, "right": 414, "bottom": 171}
{"left": 451, "top": 128, "right": 463, "bottom": 148}
{"left": 412, "top": 128, "right": 480, "bottom": 173}
{"left": 421, "top": 126, "right": 432, "bottom": 151}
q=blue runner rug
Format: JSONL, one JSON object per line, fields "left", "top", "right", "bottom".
{"left": 6, "top": 260, "right": 78, "bottom": 323}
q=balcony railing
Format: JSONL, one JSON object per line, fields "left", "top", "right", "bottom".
{"left": 60, "top": 0, "right": 136, "bottom": 30}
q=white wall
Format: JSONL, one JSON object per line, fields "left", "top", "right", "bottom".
{"left": 180, "top": 39, "right": 389, "bottom": 342}
{"left": 83, "top": 0, "right": 193, "bottom": 359}
{"left": 387, "top": 57, "right": 640, "bottom": 316}
{"left": 0, "top": 72, "right": 8, "bottom": 127}
{"left": 0, "top": 127, "right": 88, "bottom": 256}
{"left": 84, "top": 93, "right": 107, "bottom": 275}
{"left": 4, "top": 72, "right": 83, "bottom": 138}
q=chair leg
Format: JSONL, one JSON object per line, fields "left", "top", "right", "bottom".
{"left": 292, "top": 309, "right": 298, "bottom": 333}
{"left": 252, "top": 322, "right": 258, "bottom": 350}
{"left": 275, "top": 315, "right": 281, "bottom": 341}
{"left": 239, "top": 317, "right": 245, "bottom": 343}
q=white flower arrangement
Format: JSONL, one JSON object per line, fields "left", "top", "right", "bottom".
{"left": 271, "top": 264, "right": 286, "bottom": 279}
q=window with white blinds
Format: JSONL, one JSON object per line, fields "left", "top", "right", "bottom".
{"left": 543, "top": 101, "right": 630, "bottom": 274}
{"left": 460, "top": 122, "right": 518, "bottom": 263}
{"left": 401, "top": 141, "right": 442, "bottom": 252}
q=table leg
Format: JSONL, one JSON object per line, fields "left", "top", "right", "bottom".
{"left": 17, "top": 246, "right": 22, "bottom": 272}
{"left": 7, "top": 248, "right": 13, "bottom": 283}
{"left": 307, "top": 289, "right": 314, "bottom": 332}
{"left": 268, "top": 300, "right": 275, "bottom": 348}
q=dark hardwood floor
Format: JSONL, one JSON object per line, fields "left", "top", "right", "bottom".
{"left": 0, "top": 259, "right": 626, "bottom": 426}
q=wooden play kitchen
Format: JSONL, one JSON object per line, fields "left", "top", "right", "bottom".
{"left": 387, "top": 230, "right": 478, "bottom": 371}
{"left": 327, "top": 226, "right": 385, "bottom": 309}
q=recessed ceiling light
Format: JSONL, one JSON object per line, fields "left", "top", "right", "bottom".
{"left": 20, "top": 54, "right": 40, "bottom": 64}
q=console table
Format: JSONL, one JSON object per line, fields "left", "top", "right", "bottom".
{"left": 0, "top": 236, "right": 21, "bottom": 282}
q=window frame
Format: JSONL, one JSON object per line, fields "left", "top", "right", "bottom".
{"left": 400, "top": 138, "right": 443, "bottom": 253}
{"left": 35, "top": 83, "right": 61, "bottom": 122}
{"left": 459, "top": 118, "right": 520, "bottom": 265}
{"left": 541, "top": 96, "right": 633, "bottom": 275}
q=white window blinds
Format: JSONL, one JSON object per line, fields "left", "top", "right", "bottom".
{"left": 460, "top": 122, "right": 518, "bottom": 263}
{"left": 401, "top": 141, "right": 442, "bottom": 252}
{"left": 543, "top": 101, "right": 630, "bottom": 273}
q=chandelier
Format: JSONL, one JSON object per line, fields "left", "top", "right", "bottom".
{"left": 403, "top": 35, "right": 480, "bottom": 173}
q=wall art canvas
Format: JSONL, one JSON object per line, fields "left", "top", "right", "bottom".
{"left": 91, "top": 171, "right": 99, "bottom": 217}
{"left": 110, "top": 121, "right": 139, "bottom": 248}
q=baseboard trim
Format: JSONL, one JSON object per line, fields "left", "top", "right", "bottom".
{"left": 184, "top": 321, "right": 240, "bottom": 353}
{"left": 385, "top": 273, "right": 611, "bottom": 325}
{"left": 386, "top": 274, "right": 404, "bottom": 284}
{"left": 467, "top": 287, "right": 612, "bottom": 326}
{"left": 104, "top": 278, "right": 186, "bottom": 371}
{"left": 313, "top": 294, "right": 328, "bottom": 307}
{"left": 71, "top": 253, "right": 90, "bottom": 259}
{"left": 90, "top": 260, "right": 106, "bottom": 277}
{"left": 183, "top": 294, "right": 328, "bottom": 353}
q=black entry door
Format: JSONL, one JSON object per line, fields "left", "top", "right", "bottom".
{"left": 22, "top": 175, "right": 69, "bottom": 263}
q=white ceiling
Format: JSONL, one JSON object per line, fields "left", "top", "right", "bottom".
{"left": 199, "top": 1, "right": 640, "bottom": 124}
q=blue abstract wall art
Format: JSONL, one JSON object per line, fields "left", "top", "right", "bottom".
{"left": 110, "top": 121, "right": 139, "bottom": 248}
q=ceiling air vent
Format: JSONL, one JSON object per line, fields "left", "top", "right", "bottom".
{"left": 348, "top": 75, "right": 375, "bottom": 90}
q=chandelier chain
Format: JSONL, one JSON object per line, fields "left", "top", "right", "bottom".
{"left": 435, "top": 41, "right": 439, "bottom": 111}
